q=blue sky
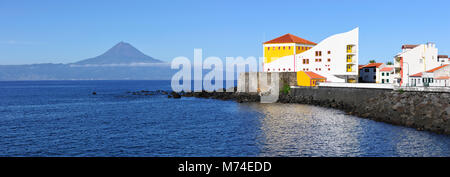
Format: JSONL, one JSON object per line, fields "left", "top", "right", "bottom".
{"left": 0, "top": 0, "right": 449, "bottom": 65}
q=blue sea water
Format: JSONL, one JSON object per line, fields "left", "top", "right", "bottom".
{"left": 0, "top": 80, "right": 449, "bottom": 157}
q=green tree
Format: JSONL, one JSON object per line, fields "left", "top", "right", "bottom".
{"left": 386, "top": 61, "right": 393, "bottom": 65}
{"left": 369, "top": 60, "right": 376, "bottom": 63}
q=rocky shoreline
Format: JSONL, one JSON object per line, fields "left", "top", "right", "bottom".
{"left": 126, "top": 88, "right": 450, "bottom": 135}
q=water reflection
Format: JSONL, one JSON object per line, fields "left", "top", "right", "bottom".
{"left": 244, "top": 103, "right": 450, "bottom": 157}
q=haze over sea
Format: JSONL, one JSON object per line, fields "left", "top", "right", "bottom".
{"left": 0, "top": 80, "right": 449, "bottom": 157}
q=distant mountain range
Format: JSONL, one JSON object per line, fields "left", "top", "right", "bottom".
{"left": 0, "top": 42, "right": 175, "bottom": 80}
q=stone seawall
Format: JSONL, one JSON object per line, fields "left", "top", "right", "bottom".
{"left": 279, "top": 87, "right": 450, "bottom": 134}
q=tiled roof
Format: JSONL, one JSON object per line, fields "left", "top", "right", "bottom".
{"left": 304, "top": 71, "right": 326, "bottom": 79}
{"left": 402, "top": 44, "right": 419, "bottom": 49}
{"left": 410, "top": 72, "right": 423, "bottom": 77}
{"left": 358, "top": 65, "right": 364, "bottom": 70}
{"left": 425, "top": 64, "right": 448, "bottom": 73}
{"left": 362, "top": 63, "right": 383, "bottom": 68}
{"left": 409, "top": 64, "right": 449, "bottom": 77}
{"left": 435, "top": 76, "right": 450, "bottom": 80}
{"left": 264, "top": 33, "right": 317, "bottom": 45}
{"left": 438, "top": 55, "right": 448, "bottom": 58}
{"left": 380, "top": 67, "right": 393, "bottom": 72}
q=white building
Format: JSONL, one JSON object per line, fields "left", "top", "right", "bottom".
{"left": 409, "top": 64, "right": 449, "bottom": 87}
{"left": 438, "top": 55, "right": 449, "bottom": 64}
{"left": 379, "top": 67, "right": 394, "bottom": 84}
{"left": 393, "top": 43, "right": 443, "bottom": 86}
{"left": 263, "top": 28, "right": 359, "bottom": 83}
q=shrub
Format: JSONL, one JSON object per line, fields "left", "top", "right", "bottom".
{"left": 281, "top": 84, "right": 291, "bottom": 94}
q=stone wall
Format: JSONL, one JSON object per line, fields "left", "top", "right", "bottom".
{"left": 280, "top": 87, "right": 450, "bottom": 134}
{"left": 237, "top": 72, "right": 296, "bottom": 93}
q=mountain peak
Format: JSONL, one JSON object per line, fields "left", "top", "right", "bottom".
{"left": 74, "top": 42, "right": 163, "bottom": 65}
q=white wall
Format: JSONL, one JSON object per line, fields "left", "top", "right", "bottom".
{"left": 394, "top": 43, "right": 440, "bottom": 86}
{"left": 264, "top": 27, "right": 359, "bottom": 83}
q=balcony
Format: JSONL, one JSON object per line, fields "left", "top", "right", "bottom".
{"left": 346, "top": 55, "right": 355, "bottom": 63}
{"left": 346, "top": 44, "right": 357, "bottom": 54}
{"left": 346, "top": 64, "right": 354, "bottom": 72}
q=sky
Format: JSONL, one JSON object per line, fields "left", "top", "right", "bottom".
{"left": 0, "top": 0, "right": 449, "bottom": 65}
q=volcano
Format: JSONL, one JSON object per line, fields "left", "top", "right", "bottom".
{"left": 74, "top": 42, "right": 163, "bottom": 65}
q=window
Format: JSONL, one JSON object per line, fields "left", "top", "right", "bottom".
{"left": 365, "top": 69, "right": 369, "bottom": 72}
{"left": 315, "top": 51, "right": 322, "bottom": 56}
{"left": 288, "top": 46, "right": 290, "bottom": 50}
{"left": 382, "top": 73, "right": 385, "bottom": 76}
{"left": 373, "top": 76, "right": 376, "bottom": 80}
{"left": 297, "top": 47, "right": 300, "bottom": 50}
{"left": 283, "top": 46, "right": 285, "bottom": 50}
{"left": 278, "top": 47, "right": 280, "bottom": 50}
{"left": 387, "top": 73, "right": 389, "bottom": 76}
{"left": 387, "top": 79, "right": 389, "bottom": 83}
{"left": 328, "top": 58, "right": 331, "bottom": 62}
{"left": 267, "top": 47, "right": 270, "bottom": 50}
{"left": 328, "top": 51, "right": 331, "bottom": 54}
{"left": 382, "top": 79, "right": 385, "bottom": 83}
{"left": 328, "top": 68, "right": 331, "bottom": 71}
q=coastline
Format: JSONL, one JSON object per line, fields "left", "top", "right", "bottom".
{"left": 170, "top": 88, "right": 450, "bottom": 135}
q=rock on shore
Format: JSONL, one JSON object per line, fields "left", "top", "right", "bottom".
{"left": 279, "top": 88, "right": 450, "bottom": 135}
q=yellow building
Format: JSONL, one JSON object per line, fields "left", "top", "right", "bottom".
{"left": 297, "top": 71, "right": 327, "bottom": 86}
{"left": 263, "top": 34, "right": 316, "bottom": 66}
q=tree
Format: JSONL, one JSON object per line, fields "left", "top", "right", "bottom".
{"left": 386, "top": 61, "right": 393, "bottom": 65}
{"left": 369, "top": 60, "right": 376, "bottom": 63}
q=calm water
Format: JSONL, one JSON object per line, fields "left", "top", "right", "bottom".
{"left": 0, "top": 80, "right": 449, "bottom": 157}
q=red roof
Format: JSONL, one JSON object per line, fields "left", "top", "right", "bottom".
{"left": 362, "top": 63, "right": 383, "bottom": 68}
{"left": 410, "top": 72, "right": 423, "bottom": 77}
{"left": 358, "top": 65, "right": 364, "bottom": 70}
{"left": 380, "top": 67, "right": 393, "bottom": 72}
{"left": 402, "top": 44, "right": 419, "bottom": 49}
{"left": 410, "top": 64, "right": 449, "bottom": 77}
{"left": 264, "top": 33, "right": 317, "bottom": 45}
{"left": 438, "top": 55, "right": 448, "bottom": 58}
{"left": 435, "top": 76, "right": 450, "bottom": 80}
{"left": 304, "top": 71, "right": 326, "bottom": 79}
{"left": 425, "top": 64, "right": 448, "bottom": 73}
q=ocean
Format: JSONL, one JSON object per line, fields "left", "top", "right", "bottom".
{"left": 0, "top": 80, "right": 449, "bottom": 157}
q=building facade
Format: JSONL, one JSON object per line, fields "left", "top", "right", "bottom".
{"left": 358, "top": 63, "right": 384, "bottom": 83}
{"left": 438, "top": 55, "right": 449, "bottom": 64}
{"left": 393, "top": 43, "right": 444, "bottom": 86}
{"left": 379, "top": 67, "right": 394, "bottom": 84}
{"left": 263, "top": 28, "right": 359, "bottom": 83}
{"left": 297, "top": 71, "right": 327, "bottom": 86}
{"left": 409, "top": 64, "right": 449, "bottom": 87}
